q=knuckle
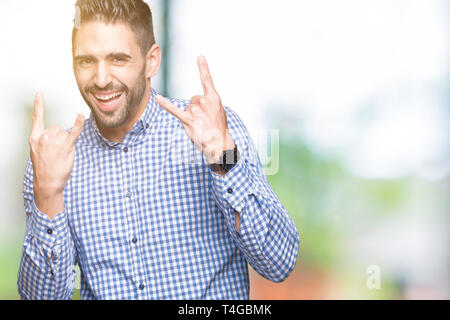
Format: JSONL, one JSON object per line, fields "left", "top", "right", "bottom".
{"left": 29, "top": 134, "right": 38, "bottom": 145}
{"left": 41, "top": 133, "right": 50, "bottom": 142}
{"left": 212, "top": 93, "right": 221, "bottom": 103}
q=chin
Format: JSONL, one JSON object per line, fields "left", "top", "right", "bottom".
{"left": 95, "top": 112, "right": 129, "bottom": 129}
{"left": 90, "top": 103, "right": 129, "bottom": 129}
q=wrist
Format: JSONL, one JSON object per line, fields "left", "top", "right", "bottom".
{"left": 33, "top": 176, "right": 66, "bottom": 196}
{"left": 223, "top": 132, "right": 236, "bottom": 151}
{"left": 33, "top": 183, "right": 65, "bottom": 220}
{"left": 206, "top": 132, "right": 236, "bottom": 164}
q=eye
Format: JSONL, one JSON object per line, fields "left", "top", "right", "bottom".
{"left": 112, "top": 57, "right": 127, "bottom": 65}
{"left": 79, "top": 58, "right": 94, "bottom": 66}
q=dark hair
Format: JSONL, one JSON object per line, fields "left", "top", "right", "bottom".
{"left": 72, "top": 0, "right": 156, "bottom": 55}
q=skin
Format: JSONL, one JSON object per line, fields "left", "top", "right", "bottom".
{"left": 73, "top": 22, "right": 161, "bottom": 142}
{"left": 30, "top": 21, "right": 240, "bottom": 231}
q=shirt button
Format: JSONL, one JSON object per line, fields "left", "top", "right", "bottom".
{"left": 139, "top": 284, "right": 145, "bottom": 290}
{"left": 126, "top": 191, "right": 133, "bottom": 198}
{"left": 123, "top": 147, "right": 129, "bottom": 153}
{"left": 132, "top": 237, "right": 138, "bottom": 244}
{"left": 47, "top": 228, "right": 53, "bottom": 235}
{"left": 227, "top": 188, "right": 234, "bottom": 194}
{"left": 146, "top": 124, "right": 150, "bottom": 129}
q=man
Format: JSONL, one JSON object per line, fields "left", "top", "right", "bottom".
{"left": 18, "top": 0, "right": 300, "bottom": 300}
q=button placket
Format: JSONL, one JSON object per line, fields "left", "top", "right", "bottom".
{"left": 120, "top": 143, "right": 149, "bottom": 298}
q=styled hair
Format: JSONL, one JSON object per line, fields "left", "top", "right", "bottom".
{"left": 72, "top": 0, "right": 156, "bottom": 55}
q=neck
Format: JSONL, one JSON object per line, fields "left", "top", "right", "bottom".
{"left": 98, "top": 83, "right": 151, "bottom": 143}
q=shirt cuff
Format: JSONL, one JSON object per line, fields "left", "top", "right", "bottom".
{"left": 29, "top": 199, "right": 68, "bottom": 251}
{"left": 210, "top": 150, "right": 256, "bottom": 214}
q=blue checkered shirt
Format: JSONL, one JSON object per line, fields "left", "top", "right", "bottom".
{"left": 17, "top": 89, "right": 300, "bottom": 300}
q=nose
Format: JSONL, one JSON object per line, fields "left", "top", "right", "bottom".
{"left": 93, "top": 60, "right": 112, "bottom": 89}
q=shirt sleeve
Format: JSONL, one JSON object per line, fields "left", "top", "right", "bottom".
{"left": 209, "top": 107, "right": 301, "bottom": 283}
{"left": 17, "top": 159, "right": 78, "bottom": 300}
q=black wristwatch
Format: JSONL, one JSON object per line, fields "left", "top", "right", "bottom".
{"left": 210, "top": 145, "right": 239, "bottom": 174}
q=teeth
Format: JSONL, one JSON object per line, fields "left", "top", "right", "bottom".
{"left": 95, "top": 92, "right": 122, "bottom": 101}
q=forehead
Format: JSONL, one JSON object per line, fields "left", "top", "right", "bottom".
{"left": 73, "top": 21, "right": 140, "bottom": 57}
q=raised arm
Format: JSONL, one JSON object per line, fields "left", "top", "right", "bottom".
{"left": 17, "top": 93, "right": 84, "bottom": 299}
{"left": 156, "top": 57, "right": 300, "bottom": 282}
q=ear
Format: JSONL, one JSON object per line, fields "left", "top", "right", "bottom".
{"left": 145, "top": 44, "right": 161, "bottom": 79}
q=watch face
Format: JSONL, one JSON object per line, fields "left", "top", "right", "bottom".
{"left": 210, "top": 147, "right": 239, "bottom": 174}
{"left": 221, "top": 147, "right": 238, "bottom": 172}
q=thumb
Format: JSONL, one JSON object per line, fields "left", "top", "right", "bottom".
{"left": 67, "top": 114, "right": 85, "bottom": 146}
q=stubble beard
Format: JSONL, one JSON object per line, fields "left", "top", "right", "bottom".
{"left": 82, "top": 68, "right": 148, "bottom": 129}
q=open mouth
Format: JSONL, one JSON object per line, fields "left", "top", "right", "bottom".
{"left": 90, "top": 91, "right": 125, "bottom": 113}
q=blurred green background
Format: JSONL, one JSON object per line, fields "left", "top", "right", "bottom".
{"left": 1, "top": 0, "right": 449, "bottom": 300}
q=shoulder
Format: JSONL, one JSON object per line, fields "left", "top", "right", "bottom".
{"left": 224, "top": 106, "right": 247, "bottom": 131}
{"left": 223, "top": 105, "right": 253, "bottom": 150}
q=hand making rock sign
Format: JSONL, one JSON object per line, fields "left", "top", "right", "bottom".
{"left": 155, "top": 56, "right": 236, "bottom": 167}
{"left": 29, "top": 93, "right": 85, "bottom": 219}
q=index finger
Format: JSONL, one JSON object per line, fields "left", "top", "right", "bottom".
{"left": 198, "top": 55, "right": 216, "bottom": 96}
{"left": 67, "top": 114, "right": 85, "bottom": 146}
{"left": 32, "top": 92, "right": 45, "bottom": 135}
{"left": 155, "top": 95, "right": 189, "bottom": 123}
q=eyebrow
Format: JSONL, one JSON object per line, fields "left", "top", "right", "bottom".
{"left": 106, "top": 52, "right": 132, "bottom": 61}
{"left": 74, "top": 52, "right": 132, "bottom": 62}
{"left": 74, "top": 54, "right": 96, "bottom": 62}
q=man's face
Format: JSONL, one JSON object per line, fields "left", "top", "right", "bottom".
{"left": 73, "top": 22, "right": 148, "bottom": 129}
